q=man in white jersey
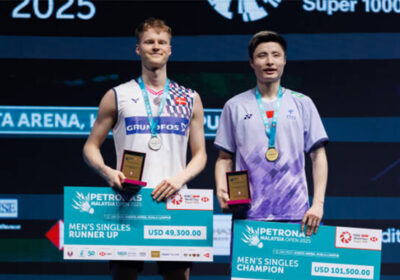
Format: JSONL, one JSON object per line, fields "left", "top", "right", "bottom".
{"left": 215, "top": 31, "right": 328, "bottom": 236}
{"left": 83, "top": 18, "right": 206, "bottom": 280}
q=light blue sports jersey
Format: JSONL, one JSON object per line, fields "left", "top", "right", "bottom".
{"left": 215, "top": 88, "right": 328, "bottom": 221}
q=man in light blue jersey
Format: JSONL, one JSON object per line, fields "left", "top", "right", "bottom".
{"left": 215, "top": 31, "right": 328, "bottom": 236}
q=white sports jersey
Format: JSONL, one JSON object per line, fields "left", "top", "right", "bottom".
{"left": 112, "top": 79, "right": 195, "bottom": 188}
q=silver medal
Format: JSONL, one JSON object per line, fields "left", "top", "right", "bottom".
{"left": 153, "top": 96, "right": 161, "bottom": 106}
{"left": 148, "top": 136, "right": 162, "bottom": 151}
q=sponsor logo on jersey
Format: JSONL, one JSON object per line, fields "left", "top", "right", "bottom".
{"left": 244, "top": 113, "right": 252, "bottom": 120}
{"left": 286, "top": 109, "right": 296, "bottom": 120}
{"left": 125, "top": 116, "right": 189, "bottom": 136}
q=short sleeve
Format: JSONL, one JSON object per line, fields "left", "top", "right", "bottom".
{"left": 214, "top": 102, "right": 236, "bottom": 154}
{"left": 303, "top": 97, "right": 329, "bottom": 153}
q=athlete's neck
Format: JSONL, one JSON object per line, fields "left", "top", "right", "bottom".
{"left": 141, "top": 65, "right": 167, "bottom": 91}
{"left": 257, "top": 80, "right": 281, "bottom": 102}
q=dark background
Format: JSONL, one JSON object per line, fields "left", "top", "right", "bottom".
{"left": 0, "top": 0, "right": 399, "bottom": 279}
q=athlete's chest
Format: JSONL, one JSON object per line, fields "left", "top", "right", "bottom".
{"left": 119, "top": 87, "right": 194, "bottom": 137}
{"left": 122, "top": 90, "right": 193, "bottom": 119}
{"left": 234, "top": 98, "right": 304, "bottom": 141}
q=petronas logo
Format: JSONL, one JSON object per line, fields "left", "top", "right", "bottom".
{"left": 241, "top": 225, "right": 264, "bottom": 248}
{"left": 72, "top": 192, "right": 94, "bottom": 214}
{"left": 208, "top": 0, "right": 282, "bottom": 22}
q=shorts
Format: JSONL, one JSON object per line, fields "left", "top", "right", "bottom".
{"left": 109, "top": 260, "right": 192, "bottom": 275}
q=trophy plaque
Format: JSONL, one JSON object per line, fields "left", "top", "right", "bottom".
{"left": 120, "top": 150, "right": 147, "bottom": 188}
{"left": 226, "top": 171, "right": 251, "bottom": 205}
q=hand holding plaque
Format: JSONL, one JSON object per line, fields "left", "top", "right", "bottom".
{"left": 120, "top": 150, "right": 147, "bottom": 190}
{"left": 226, "top": 171, "right": 251, "bottom": 205}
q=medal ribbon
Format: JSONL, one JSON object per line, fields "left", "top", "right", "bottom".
{"left": 255, "top": 86, "right": 284, "bottom": 148}
{"left": 138, "top": 76, "right": 170, "bottom": 138}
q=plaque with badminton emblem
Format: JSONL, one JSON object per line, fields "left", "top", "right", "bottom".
{"left": 226, "top": 171, "right": 251, "bottom": 205}
{"left": 120, "top": 150, "right": 147, "bottom": 188}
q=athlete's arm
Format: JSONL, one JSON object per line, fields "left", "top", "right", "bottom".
{"left": 301, "top": 146, "right": 328, "bottom": 236}
{"left": 83, "top": 90, "right": 126, "bottom": 188}
{"left": 152, "top": 92, "right": 207, "bottom": 201}
{"left": 215, "top": 150, "right": 233, "bottom": 212}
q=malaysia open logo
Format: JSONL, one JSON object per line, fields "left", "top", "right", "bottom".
{"left": 208, "top": 0, "right": 282, "bottom": 22}
{"left": 171, "top": 193, "right": 183, "bottom": 205}
{"left": 340, "top": 231, "right": 352, "bottom": 243}
{"left": 241, "top": 225, "right": 264, "bottom": 248}
{"left": 72, "top": 192, "right": 94, "bottom": 214}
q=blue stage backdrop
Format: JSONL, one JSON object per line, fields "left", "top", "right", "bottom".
{"left": 0, "top": 0, "right": 399, "bottom": 279}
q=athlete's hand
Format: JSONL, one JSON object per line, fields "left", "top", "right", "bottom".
{"left": 103, "top": 166, "right": 125, "bottom": 189}
{"left": 152, "top": 176, "right": 184, "bottom": 202}
{"left": 217, "top": 188, "right": 231, "bottom": 213}
{"left": 301, "top": 202, "right": 324, "bottom": 236}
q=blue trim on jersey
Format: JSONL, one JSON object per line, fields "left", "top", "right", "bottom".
{"left": 307, "top": 137, "right": 329, "bottom": 153}
{"left": 213, "top": 143, "right": 235, "bottom": 155}
{"left": 112, "top": 87, "right": 118, "bottom": 128}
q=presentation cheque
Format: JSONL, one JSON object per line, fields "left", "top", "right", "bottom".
{"left": 231, "top": 220, "right": 382, "bottom": 280}
{"left": 64, "top": 186, "right": 213, "bottom": 262}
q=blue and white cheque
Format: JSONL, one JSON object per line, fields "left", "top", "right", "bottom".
{"left": 231, "top": 220, "right": 382, "bottom": 280}
{"left": 64, "top": 186, "right": 213, "bottom": 262}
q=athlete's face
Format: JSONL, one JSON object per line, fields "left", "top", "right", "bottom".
{"left": 136, "top": 28, "right": 171, "bottom": 69}
{"left": 250, "top": 42, "right": 286, "bottom": 84}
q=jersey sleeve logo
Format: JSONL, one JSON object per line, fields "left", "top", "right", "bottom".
{"left": 289, "top": 91, "right": 304, "bottom": 98}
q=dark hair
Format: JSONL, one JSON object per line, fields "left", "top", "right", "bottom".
{"left": 135, "top": 17, "right": 172, "bottom": 42}
{"left": 248, "top": 31, "right": 287, "bottom": 59}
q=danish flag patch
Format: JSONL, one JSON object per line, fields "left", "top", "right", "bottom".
{"left": 175, "top": 97, "right": 187, "bottom": 105}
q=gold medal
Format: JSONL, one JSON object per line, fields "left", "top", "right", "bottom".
{"left": 266, "top": 148, "right": 279, "bottom": 162}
